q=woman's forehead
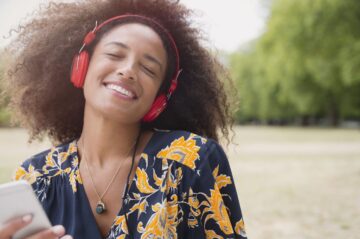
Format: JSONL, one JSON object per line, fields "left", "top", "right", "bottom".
{"left": 95, "top": 23, "right": 168, "bottom": 73}
{"left": 99, "top": 23, "right": 165, "bottom": 47}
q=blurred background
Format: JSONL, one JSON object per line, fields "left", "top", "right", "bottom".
{"left": 0, "top": 0, "right": 359, "bottom": 238}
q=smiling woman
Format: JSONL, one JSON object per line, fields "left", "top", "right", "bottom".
{"left": 2, "top": 0, "right": 247, "bottom": 238}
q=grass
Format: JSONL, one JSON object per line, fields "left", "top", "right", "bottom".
{"left": 228, "top": 126, "right": 360, "bottom": 239}
{"left": 0, "top": 128, "right": 51, "bottom": 182}
{"left": 0, "top": 126, "right": 359, "bottom": 238}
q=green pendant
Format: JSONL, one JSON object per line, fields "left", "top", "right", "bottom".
{"left": 96, "top": 201, "right": 106, "bottom": 214}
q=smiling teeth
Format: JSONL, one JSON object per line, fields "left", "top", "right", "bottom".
{"left": 106, "top": 84, "right": 134, "bottom": 98}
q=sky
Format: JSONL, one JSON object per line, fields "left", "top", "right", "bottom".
{"left": 0, "top": 0, "right": 267, "bottom": 52}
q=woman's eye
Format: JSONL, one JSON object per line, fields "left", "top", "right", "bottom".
{"left": 142, "top": 65, "right": 156, "bottom": 77}
{"left": 106, "top": 53, "right": 123, "bottom": 59}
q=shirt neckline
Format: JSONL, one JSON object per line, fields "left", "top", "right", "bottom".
{"left": 72, "top": 129, "right": 161, "bottom": 238}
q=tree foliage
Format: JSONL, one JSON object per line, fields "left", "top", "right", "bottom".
{"left": 230, "top": 0, "right": 360, "bottom": 125}
{"left": 0, "top": 49, "right": 12, "bottom": 127}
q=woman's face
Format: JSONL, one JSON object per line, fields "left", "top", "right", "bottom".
{"left": 83, "top": 23, "right": 168, "bottom": 124}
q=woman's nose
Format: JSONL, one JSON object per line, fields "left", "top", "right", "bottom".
{"left": 116, "top": 61, "right": 136, "bottom": 81}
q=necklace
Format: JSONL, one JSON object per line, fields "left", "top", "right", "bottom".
{"left": 80, "top": 136, "right": 138, "bottom": 215}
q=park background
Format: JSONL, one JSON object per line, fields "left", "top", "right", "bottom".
{"left": 0, "top": 0, "right": 359, "bottom": 238}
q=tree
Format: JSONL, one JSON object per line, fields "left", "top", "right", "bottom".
{"left": 230, "top": 0, "right": 360, "bottom": 125}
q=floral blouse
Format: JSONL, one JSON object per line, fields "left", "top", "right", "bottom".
{"left": 14, "top": 129, "right": 247, "bottom": 239}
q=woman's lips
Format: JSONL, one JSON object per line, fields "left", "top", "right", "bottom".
{"left": 103, "top": 82, "right": 138, "bottom": 100}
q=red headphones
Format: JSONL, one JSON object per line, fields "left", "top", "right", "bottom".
{"left": 70, "top": 14, "right": 181, "bottom": 122}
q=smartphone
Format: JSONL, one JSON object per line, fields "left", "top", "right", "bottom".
{"left": 0, "top": 180, "right": 52, "bottom": 239}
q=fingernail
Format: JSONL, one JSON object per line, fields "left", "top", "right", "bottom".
{"left": 62, "top": 236, "right": 73, "bottom": 239}
{"left": 51, "top": 225, "right": 65, "bottom": 236}
{"left": 22, "top": 214, "right": 32, "bottom": 223}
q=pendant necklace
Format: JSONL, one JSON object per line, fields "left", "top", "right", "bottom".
{"left": 80, "top": 135, "right": 138, "bottom": 215}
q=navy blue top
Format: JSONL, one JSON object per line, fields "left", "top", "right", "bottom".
{"left": 14, "top": 129, "right": 247, "bottom": 239}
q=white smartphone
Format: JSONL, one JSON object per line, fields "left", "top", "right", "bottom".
{"left": 0, "top": 180, "right": 52, "bottom": 239}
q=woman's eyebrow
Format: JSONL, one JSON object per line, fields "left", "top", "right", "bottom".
{"left": 104, "top": 41, "right": 129, "bottom": 49}
{"left": 104, "top": 41, "right": 163, "bottom": 70}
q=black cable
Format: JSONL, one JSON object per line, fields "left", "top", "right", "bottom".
{"left": 122, "top": 130, "right": 142, "bottom": 239}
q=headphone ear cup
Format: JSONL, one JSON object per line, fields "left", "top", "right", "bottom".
{"left": 142, "top": 94, "right": 168, "bottom": 122}
{"left": 71, "top": 51, "right": 90, "bottom": 88}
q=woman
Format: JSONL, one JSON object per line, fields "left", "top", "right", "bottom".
{"left": 2, "top": 0, "right": 247, "bottom": 238}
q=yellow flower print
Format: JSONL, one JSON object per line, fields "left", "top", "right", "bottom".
{"left": 42, "top": 149, "right": 70, "bottom": 176}
{"left": 14, "top": 164, "right": 42, "bottom": 184}
{"left": 42, "top": 149, "right": 56, "bottom": 174}
{"left": 188, "top": 188, "right": 201, "bottom": 216}
{"left": 157, "top": 135, "right": 200, "bottom": 170}
{"left": 153, "top": 169, "right": 163, "bottom": 187}
{"left": 205, "top": 229, "right": 224, "bottom": 239}
{"left": 68, "top": 141, "right": 77, "bottom": 155}
{"left": 132, "top": 192, "right": 141, "bottom": 200}
{"left": 187, "top": 217, "right": 198, "bottom": 228}
{"left": 129, "top": 199, "right": 149, "bottom": 219}
{"left": 235, "top": 218, "right": 246, "bottom": 237}
{"left": 153, "top": 159, "right": 184, "bottom": 193}
{"left": 152, "top": 168, "right": 168, "bottom": 193}
{"left": 138, "top": 195, "right": 180, "bottom": 239}
{"left": 203, "top": 186, "right": 234, "bottom": 235}
{"left": 141, "top": 153, "right": 149, "bottom": 162}
{"left": 164, "top": 195, "right": 180, "bottom": 239}
{"left": 113, "top": 215, "right": 129, "bottom": 235}
{"left": 135, "top": 168, "right": 156, "bottom": 194}
{"left": 41, "top": 141, "right": 82, "bottom": 192}
{"left": 68, "top": 157, "right": 82, "bottom": 192}
{"left": 187, "top": 188, "right": 201, "bottom": 228}
{"left": 138, "top": 202, "right": 164, "bottom": 238}
{"left": 165, "top": 165, "right": 183, "bottom": 193}
{"left": 212, "top": 165, "right": 232, "bottom": 190}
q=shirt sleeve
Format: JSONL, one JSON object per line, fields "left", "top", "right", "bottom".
{"left": 13, "top": 158, "right": 41, "bottom": 185}
{"left": 187, "top": 139, "right": 247, "bottom": 239}
{"left": 12, "top": 152, "right": 50, "bottom": 203}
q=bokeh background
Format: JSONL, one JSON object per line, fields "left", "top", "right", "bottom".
{"left": 1, "top": 0, "right": 359, "bottom": 238}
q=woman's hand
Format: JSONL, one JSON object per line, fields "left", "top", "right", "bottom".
{"left": 0, "top": 214, "right": 73, "bottom": 239}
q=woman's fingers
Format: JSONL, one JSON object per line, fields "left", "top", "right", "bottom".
{"left": 0, "top": 214, "right": 32, "bottom": 238}
{"left": 0, "top": 216, "right": 72, "bottom": 239}
{"left": 25, "top": 225, "right": 67, "bottom": 239}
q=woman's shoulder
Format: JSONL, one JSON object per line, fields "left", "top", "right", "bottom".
{"left": 153, "top": 128, "right": 214, "bottom": 153}
{"left": 153, "top": 129, "right": 224, "bottom": 172}
{"left": 13, "top": 140, "right": 78, "bottom": 183}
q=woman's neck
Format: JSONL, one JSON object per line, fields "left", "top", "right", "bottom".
{"left": 78, "top": 106, "right": 141, "bottom": 168}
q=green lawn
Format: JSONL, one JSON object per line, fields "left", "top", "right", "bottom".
{"left": 1, "top": 126, "right": 359, "bottom": 239}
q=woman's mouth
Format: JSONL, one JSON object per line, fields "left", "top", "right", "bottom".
{"left": 104, "top": 83, "right": 138, "bottom": 100}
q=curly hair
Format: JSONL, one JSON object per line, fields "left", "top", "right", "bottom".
{"left": 4, "top": 0, "right": 237, "bottom": 144}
